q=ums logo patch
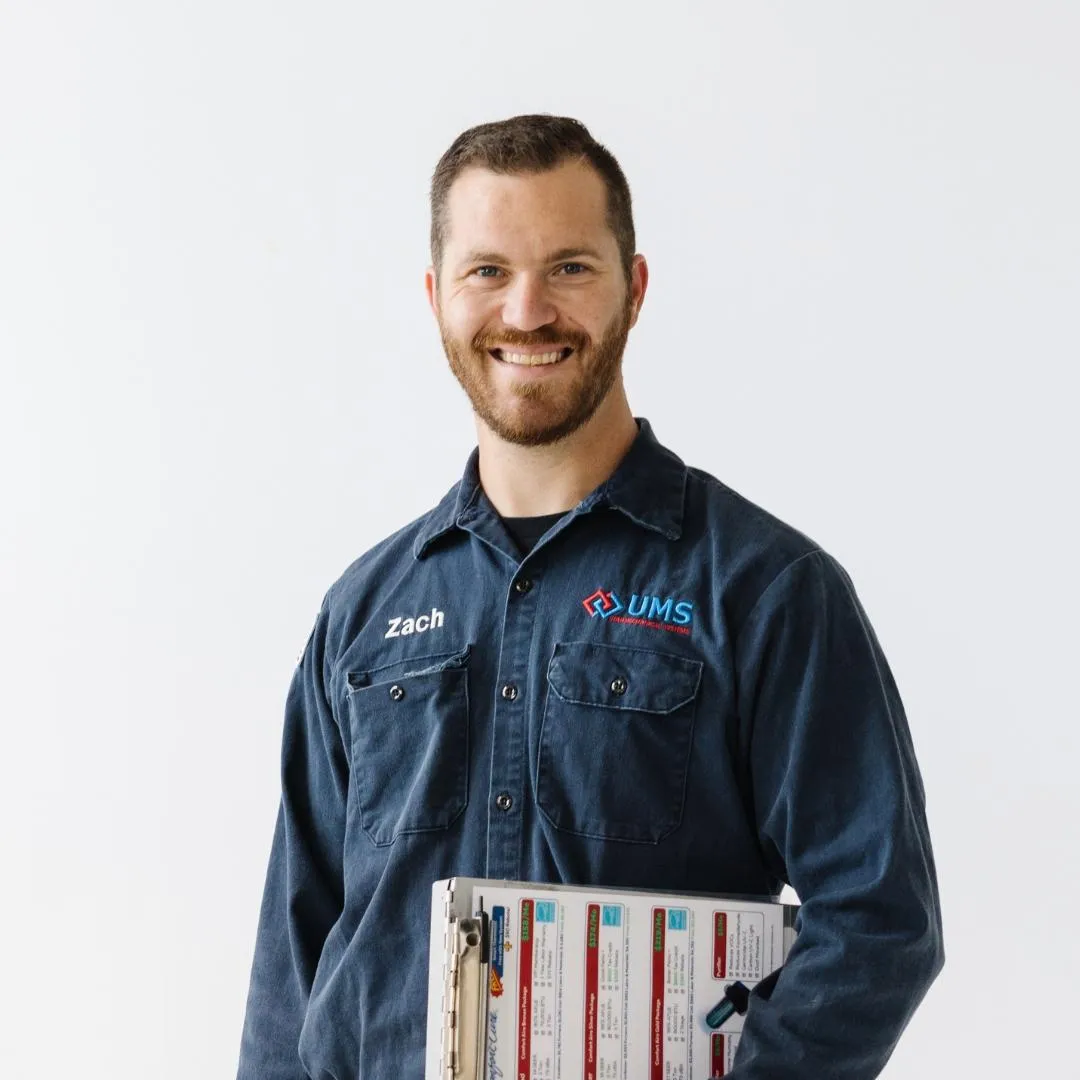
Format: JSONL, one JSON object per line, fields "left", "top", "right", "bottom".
{"left": 582, "top": 588, "right": 694, "bottom": 636}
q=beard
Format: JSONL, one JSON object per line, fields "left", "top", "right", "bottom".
{"left": 438, "top": 292, "right": 634, "bottom": 448}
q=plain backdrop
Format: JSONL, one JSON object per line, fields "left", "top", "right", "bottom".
{"left": 1, "top": 2, "right": 1076, "bottom": 1077}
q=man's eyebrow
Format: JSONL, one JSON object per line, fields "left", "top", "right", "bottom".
{"left": 459, "top": 246, "right": 607, "bottom": 266}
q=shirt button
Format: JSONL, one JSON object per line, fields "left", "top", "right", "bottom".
{"left": 610, "top": 676, "right": 628, "bottom": 696}
{"left": 389, "top": 684, "right": 405, "bottom": 701}
{"left": 513, "top": 577, "right": 533, "bottom": 595}
{"left": 501, "top": 683, "right": 519, "bottom": 701}
{"left": 495, "top": 792, "right": 513, "bottom": 812}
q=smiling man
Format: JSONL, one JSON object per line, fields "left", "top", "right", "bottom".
{"left": 236, "top": 115, "right": 944, "bottom": 1080}
{"left": 432, "top": 159, "right": 638, "bottom": 459}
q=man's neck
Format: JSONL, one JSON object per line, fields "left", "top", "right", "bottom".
{"left": 476, "top": 395, "right": 639, "bottom": 518}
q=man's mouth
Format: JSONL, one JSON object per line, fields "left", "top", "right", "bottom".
{"left": 489, "top": 347, "right": 574, "bottom": 367}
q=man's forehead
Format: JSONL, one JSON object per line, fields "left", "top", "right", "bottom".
{"left": 444, "top": 162, "right": 613, "bottom": 261}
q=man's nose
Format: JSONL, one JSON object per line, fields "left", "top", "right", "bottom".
{"left": 500, "top": 272, "right": 558, "bottom": 331}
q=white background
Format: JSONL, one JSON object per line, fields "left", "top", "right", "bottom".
{"left": 1, "top": 2, "right": 1076, "bottom": 1077}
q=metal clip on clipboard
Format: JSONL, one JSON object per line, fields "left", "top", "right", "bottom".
{"left": 442, "top": 904, "right": 489, "bottom": 1080}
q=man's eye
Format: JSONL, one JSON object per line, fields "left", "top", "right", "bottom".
{"left": 470, "top": 263, "right": 589, "bottom": 280}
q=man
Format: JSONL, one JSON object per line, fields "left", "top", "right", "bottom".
{"left": 236, "top": 114, "right": 944, "bottom": 1079}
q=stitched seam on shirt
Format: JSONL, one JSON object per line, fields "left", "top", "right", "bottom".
{"left": 817, "top": 551, "right": 898, "bottom": 727}
{"left": 741, "top": 548, "right": 823, "bottom": 632}
{"left": 821, "top": 552, "right": 920, "bottom": 810}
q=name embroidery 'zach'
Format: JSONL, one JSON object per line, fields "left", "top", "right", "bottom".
{"left": 385, "top": 607, "right": 445, "bottom": 639}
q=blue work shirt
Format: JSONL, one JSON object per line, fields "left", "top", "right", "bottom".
{"left": 236, "top": 418, "right": 944, "bottom": 1079}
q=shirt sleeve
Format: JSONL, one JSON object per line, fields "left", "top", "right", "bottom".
{"left": 730, "top": 549, "right": 944, "bottom": 1080}
{"left": 236, "top": 598, "right": 349, "bottom": 1080}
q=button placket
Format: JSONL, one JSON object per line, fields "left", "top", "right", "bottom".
{"left": 486, "top": 564, "right": 540, "bottom": 880}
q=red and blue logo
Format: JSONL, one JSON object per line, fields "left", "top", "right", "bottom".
{"left": 582, "top": 588, "right": 694, "bottom": 636}
{"left": 582, "top": 588, "right": 625, "bottom": 619}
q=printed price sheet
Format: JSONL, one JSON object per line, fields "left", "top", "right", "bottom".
{"left": 427, "top": 880, "right": 795, "bottom": 1080}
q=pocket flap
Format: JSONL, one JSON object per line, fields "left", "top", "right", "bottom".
{"left": 346, "top": 644, "right": 471, "bottom": 691}
{"left": 546, "top": 641, "right": 702, "bottom": 714}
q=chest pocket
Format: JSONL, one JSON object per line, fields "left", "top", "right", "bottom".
{"left": 536, "top": 641, "right": 703, "bottom": 844}
{"left": 345, "top": 645, "right": 471, "bottom": 847}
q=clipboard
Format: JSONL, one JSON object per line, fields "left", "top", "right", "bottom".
{"left": 426, "top": 878, "right": 798, "bottom": 1080}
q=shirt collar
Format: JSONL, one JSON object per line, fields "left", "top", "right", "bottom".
{"left": 412, "top": 417, "right": 688, "bottom": 560}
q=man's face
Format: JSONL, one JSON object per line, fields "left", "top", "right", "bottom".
{"left": 426, "top": 160, "right": 644, "bottom": 447}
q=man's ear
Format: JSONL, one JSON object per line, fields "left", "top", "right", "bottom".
{"left": 424, "top": 267, "right": 438, "bottom": 318}
{"left": 628, "top": 254, "right": 649, "bottom": 330}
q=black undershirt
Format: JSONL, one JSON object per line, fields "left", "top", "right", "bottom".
{"left": 501, "top": 511, "right": 568, "bottom": 557}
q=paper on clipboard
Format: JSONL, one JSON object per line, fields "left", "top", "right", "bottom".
{"left": 426, "top": 878, "right": 798, "bottom": 1080}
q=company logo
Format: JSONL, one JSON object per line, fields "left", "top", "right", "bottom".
{"left": 582, "top": 588, "right": 694, "bottom": 636}
{"left": 582, "top": 589, "right": 624, "bottom": 619}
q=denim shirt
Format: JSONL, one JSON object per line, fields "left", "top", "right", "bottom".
{"left": 236, "top": 418, "right": 944, "bottom": 1080}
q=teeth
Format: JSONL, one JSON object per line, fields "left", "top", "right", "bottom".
{"left": 500, "top": 350, "right": 564, "bottom": 366}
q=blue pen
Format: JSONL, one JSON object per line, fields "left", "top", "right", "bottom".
{"left": 705, "top": 965, "right": 783, "bottom": 1030}
{"left": 705, "top": 981, "right": 751, "bottom": 1029}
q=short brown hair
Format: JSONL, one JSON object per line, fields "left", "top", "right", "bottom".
{"left": 430, "top": 114, "right": 636, "bottom": 287}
